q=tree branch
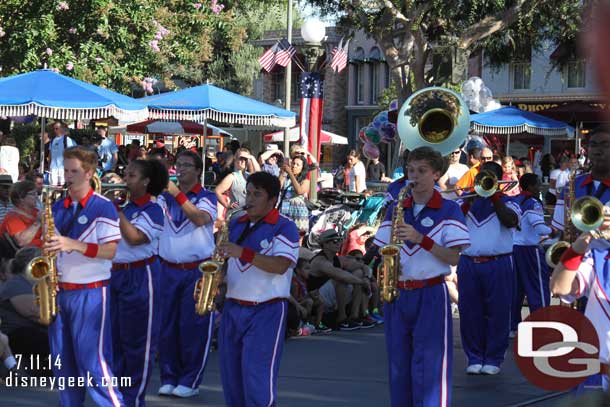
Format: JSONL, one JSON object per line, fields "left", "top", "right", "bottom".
{"left": 457, "top": 0, "right": 543, "bottom": 49}
{"left": 374, "top": 0, "right": 410, "bottom": 24}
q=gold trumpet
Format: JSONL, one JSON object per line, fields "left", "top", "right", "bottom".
{"left": 446, "top": 171, "right": 516, "bottom": 199}
{"left": 546, "top": 195, "right": 610, "bottom": 267}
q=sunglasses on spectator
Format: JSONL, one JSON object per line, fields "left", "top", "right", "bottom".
{"left": 328, "top": 238, "right": 341, "bottom": 244}
{"left": 451, "top": 151, "right": 461, "bottom": 155}
{"left": 175, "top": 162, "right": 195, "bottom": 168}
{"left": 481, "top": 156, "right": 493, "bottom": 161}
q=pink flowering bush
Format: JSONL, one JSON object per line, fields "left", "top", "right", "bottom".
{"left": 45, "top": 48, "right": 53, "bottom": 56}
{"left": 210, "top": 0, "right": 224, "bottom": 14}
{"left": 193, "top": 3, "right": 202, "bottom": 10}
{"left": 66, "top": 62, "right": 73, "bottom": 70}
{"left": 56, "top": 1, "right": 69, "bottom": 11}
{"left": 68, "top": 27, "right": 77, "bottom": 34}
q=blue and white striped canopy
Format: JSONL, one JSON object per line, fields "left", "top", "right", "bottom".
{"left": 0, "top": 70, "right": 148, "bottom": 122}
{"left": 141, "top": 84, "right": 296, "bottom": 128}
{"left": 471, "top": 106, "right": 573, "bottom": 137}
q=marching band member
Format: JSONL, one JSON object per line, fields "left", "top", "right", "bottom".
{"left": 511, "top": 174, "right": 552, "bottom": 334}
{"left": 45, "top": 146, "right": 124, "bottom": 406}
{"left": 550, "top": 219, "right": 610, "bottom": 389}
{"left": 373, "top": 147, "right": 470, "bottom": 407}
{"left": 458, "top": 161, "right": 520, "bottom": 375}
{"left": 110, "top": 159, "right": 168, "bottom": 406}
{"left": 217, "top": 171, "right": 299, "bottom": 407}
{"left": 552, "top": 127, "right": 610, "bottom": 250}
{"left": 156, "top": 150, "right": 217, "bottom": 398}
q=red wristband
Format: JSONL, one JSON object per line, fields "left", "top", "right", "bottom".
{"left": 84, "top": 243, "right": 99, "bottom": 258}
{"left": 490, "top": 192, "right": 502, "bottom": 203}
{"left": 560, "top": 247, "right": 584, "bottom": 270}
{"left": 420, "top": 235, "right": 434, "bottom": 251}
{"left": 240, "top": 247, "right": 256, "bottom": 263}
{"left": 175, "top": 192, "right": 188, "bottom": 206}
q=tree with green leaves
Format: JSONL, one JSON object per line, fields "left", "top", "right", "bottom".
{"left": 0, "top": 0, "right": 293, "bottom": 96}
{"left": 307, "top": 0, "right": 583, "bottom": 102}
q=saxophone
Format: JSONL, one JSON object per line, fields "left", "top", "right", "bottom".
{"left": 377, "top": 183, "right": 413, "bottom": 303}
{"left": 25, "top": 189, "right": 59, "bottom": 326}
{"left": 194, "top": 205, "right": 249, "bottom": 316}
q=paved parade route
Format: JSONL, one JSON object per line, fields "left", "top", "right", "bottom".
{"left": 2, "top": 316, "right": 595, "bottom": 406}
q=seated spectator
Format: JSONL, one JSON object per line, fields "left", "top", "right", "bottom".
{"left": 0, "top": 247, "right": 50, "bottom": 376}
{"left": 308, "top": 230, "right": 375, "bottom": 331}
{"left": 0, "top": 181, "right": 42, "bottom": 248}
{"left": 287, "top": 258, "right": 316, "bottom": 337}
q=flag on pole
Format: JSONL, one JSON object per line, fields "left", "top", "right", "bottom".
{"left": 275, "top": 38, "right": 296, "bottom": 67}
{"left": 299, "top": 72, "right": 324, "bottom": 161}
{"left": 330, "top": 38, "right": 349, "bottom": 73}
{"left": 258, "top": 42, "right": 279, "bottom": 72}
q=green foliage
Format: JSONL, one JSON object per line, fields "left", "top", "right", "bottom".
{"left": 0, "top": 0, "right": 291, "bottom": 95}
{"left": 377, "top": 82, "right": 398, "bottom": 110}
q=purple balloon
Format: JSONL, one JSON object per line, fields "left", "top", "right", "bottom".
{"left": 362, "top": 142, "right": 380, "bottom": 160}
{"left": 379, "top": 122, "right": 396, "bottom": 143}
{"left": 389, "top": 99, "right": 399, "bottom": 111}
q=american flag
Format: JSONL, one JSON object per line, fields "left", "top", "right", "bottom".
{"left": 275, "top": 38, "right": 296, "bottom": 67}
{"left": 330, "top": 38, "right": 349, "bottom": 73}
{"left": 299, "top": 72, "right": 324, "bottom": 160}
{"left": 258, "top": 42, "right": 279, "bottom": 72}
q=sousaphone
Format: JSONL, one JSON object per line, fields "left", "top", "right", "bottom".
{"left": 397, "top": 87, "right": 471, "bottom": 156}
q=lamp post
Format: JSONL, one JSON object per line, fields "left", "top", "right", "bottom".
{"left": 300, "top": 18, "right": 326, "bottom": 202}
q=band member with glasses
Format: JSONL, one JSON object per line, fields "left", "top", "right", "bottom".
{"left": 48, "top": 121, "right": 76, "bottom": 186}
{"left": 156, "top": 150, "right": 217, "bottom": 398}
{"left": 44, "top": 146, "right": 124, "bottom": 406}
{"left": 374, "top": 147, "right": 470, "bottom": 407}
{"left": 217, "top": 172, "right": 299, "bottom": 407}
{"left": 458, "top": 161, "right": 520, "bottom": 376}
{"left": 110, "top": 159, "right": 168, "bottom": 406}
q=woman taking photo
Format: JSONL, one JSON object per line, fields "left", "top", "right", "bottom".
{"left": 110, "top": 159, "right": 168, "bottom": 407}
{"left": 279, "top": 155, "right": 311, "bottom": 234}
{"left": 0, "top": 181, "right": 42, "bottom": 248}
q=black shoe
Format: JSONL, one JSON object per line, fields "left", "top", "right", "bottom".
{"left": 338, "top": 320, "right": 360, "bottom": 331}
{"left": 357, "top": 318, "right": 376, "bottom": 329}
{"left": 314, "top": 323, "right": 332, "bottom": 334}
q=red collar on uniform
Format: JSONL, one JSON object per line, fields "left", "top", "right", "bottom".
{"left": 132, "top": 193, "right": 151, "bottom": 207}
{"left": 402, "top": 190, "right": 442, "bottom": 209}
{"left": 63, "top": 188, "right": 94, "bottom": 208}
{"left": 189, "top": 183, "right": 202, "bottom": 194}
{"left": 580, "top": 174, "right": 610, "bottom": 187}
{"left": 237, "top": 208, "right": 280, "bottom": 224}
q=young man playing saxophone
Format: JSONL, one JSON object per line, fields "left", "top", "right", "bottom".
{"left": 44, "top": 146, "right": 124, "bottom": 406}
{"left": 373, "top": 146, "right": 470, "bottom": 407}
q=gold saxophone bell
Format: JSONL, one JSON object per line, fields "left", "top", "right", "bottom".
{"left": 571, "top": 196, "right": 605, "bottom": 233}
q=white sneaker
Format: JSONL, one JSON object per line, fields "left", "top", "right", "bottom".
{"left": 172, "top": 385, "right": 200, "bottom": 398}
{"left": 480, "top": 365, "right": 501, "bottom": 375}
{"left": 158, "top": 384, "right": 175, "bottom": 396}
{"left": 466, "top": 364, "right": 483, "bottom": 374}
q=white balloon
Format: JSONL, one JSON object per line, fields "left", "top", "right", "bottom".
{"left": 482, "top": 100, "right": 502, "bottom": 112}
{"left": 479, "top": 86, "right": 493, "bottom": 107}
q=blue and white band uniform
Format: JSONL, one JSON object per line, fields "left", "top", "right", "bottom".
{"left": 225, "top": 210, "right": 300, "bottom": 302}
{"left": 220, "top": 209, "right": 299, "bottom": 407}
{"left": 113, "top": 195, "right": 164, "bottom": 263}
{"left": 374, "top": 190, "right": 470, "bottom": 280}
{"left": 563, "top": 249, "right": 610, "bottom": 390}
{"left": 110, "top": 194, "right": 164, "bottom": 407}
{"left": 373, "top": 190, "right": 470, "bottom": 407}
{"left": 54, "top": 189, "right": 121, "bottom": 283}
{"left": 50, "top": 188, "right": 125, "bottom": 407}
{"left": 157, "top": 184, "right": 217, "bottom": 262}
{"left": 512, "top": 192, "right": 552, "bottom": 332}
{"left": 552, "top": 174, "right": 610, "bottom": 250}
{"left": 156, "top": 184, "right": 217, "bottom": 392}
{"left": 458, "top": 195, "right": 520, "bottom": 370}
{"left": 462, "top": 196, "right": 521, "bottom": 257}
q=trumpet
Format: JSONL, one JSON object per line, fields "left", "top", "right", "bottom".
{"left": 546, "top": 195, "right": 610, "bottom": 267}
{"left": 445, "top": 171, "right": 517, "bottom": 199}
